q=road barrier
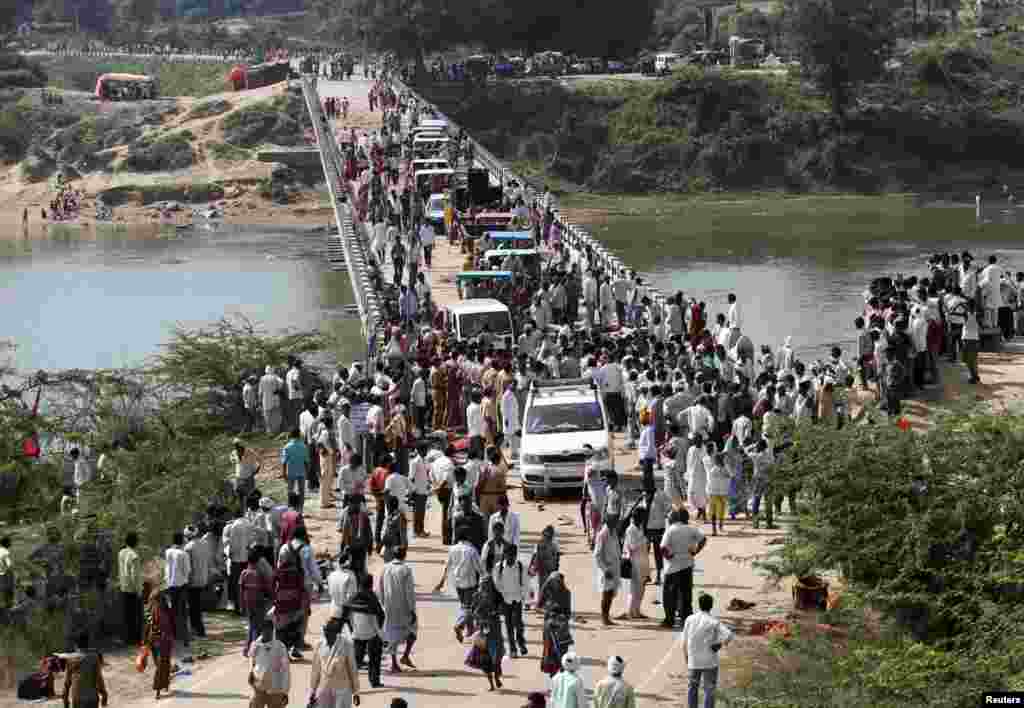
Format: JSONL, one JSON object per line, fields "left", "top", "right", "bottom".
{"left": 393, "top": 78, "right": 668, "bottom": 313}
{"left": 20, "top": 50, "right": 246, "bottom": 64}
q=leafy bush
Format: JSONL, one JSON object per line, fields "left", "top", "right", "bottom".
{"left": 221, "top": 91, "right": 306, "bottom": 147}
{"left": 41, "top": 57, "right": 231, "bottom": 97}
{"left": 188, "top": 97, "right": 232, "bottom": 118}
{"left": 208, "top": 141, "right": 252, "bottom": 161}
{"left": 720, "top": 410, "right": 1024, "bottom": 707}
{"left": 0, "top": 102, "right": 33, "bottom": 162}
{"left": 121, "top": 130, "right": 196, "bottom": 172}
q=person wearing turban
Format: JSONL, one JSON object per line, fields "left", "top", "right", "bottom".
{"left": 592, "top": 655, "right": 636, "bottom": 708}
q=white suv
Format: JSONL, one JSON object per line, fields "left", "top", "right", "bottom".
{"left": 519, "top": 378, "right": 613, "bottom": 500}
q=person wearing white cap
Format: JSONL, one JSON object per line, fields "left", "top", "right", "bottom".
{"left": 592, "top": 655, "right": 636, "bottom": 708}
{"left": 549, "top": 651, "right": 586, "bottom": 708}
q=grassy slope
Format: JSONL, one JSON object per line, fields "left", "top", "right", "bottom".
{"left": 424, "top": 34, "right": 1024, "bottom": 197}
{"left": 38, "top": 56, "right": 234, "bottom": 97}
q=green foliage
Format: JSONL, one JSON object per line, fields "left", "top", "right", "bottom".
{"left": 221, "top": 91, "right": 306, "bottom": 147}
{"left": 782, "top": 0, "right": 895, "bottom": 116}
{"left": 149, "top": 315, "right": 325, "bottom": 433}
{"left": 0, "top": 97, "right": 34, "bottom": 161}
{"left": 720, "top": 410, "right": 1024, "bottom": 707}
{"left": 187, "top": 97, "right": 232, "bottom": 119}
{"left": 41, "top": 57, "right": 230, "bottom": 97}
{"left": 608, "top": 96, "right": 689, "bottom": 147}
{"left": 208, "top": 141, "right": 251, "bottom": 161}
{"left": 763, "top": 411, "right": 1024, "bottom": 634}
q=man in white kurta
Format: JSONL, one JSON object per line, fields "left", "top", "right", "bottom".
{"left": 258, "top": 366, "right": 283, "bottom": 434}
{"left": 501, "top": 383, "right": 520, "bottom": 458}
{"left": 979, "top": 255, "right": 1004, "bottom": 326}
{"left": 379, "top": 549, "right": 417, "bottom": 670}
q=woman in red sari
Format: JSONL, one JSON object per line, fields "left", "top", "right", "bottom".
{"left": 145, "top": 590, "right": 176, "bottom": 700}
{"left": 273, "top": 542, "right": 308, "bottom": 660}
{"left": 445, "top": 358, "right": 465, "bottom": 430}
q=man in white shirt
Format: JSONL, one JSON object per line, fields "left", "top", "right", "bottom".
{"left": 583, "top": 270, "right": 599, "bottom": 319}
{"left": 466, "top": 390, "right": 484, "bottom": 459}
{"left": 242, "top": 376, "right": 259, "bottom": 433}
{"left": 489, "top": 495, "right": 521, "bottom": 547}
{"left": 337, "top": 402, "right": 355, "bottom": 466}
{"left": 492, "top": 543, "right": 529, "bottom": 657}
{"left": 249, "top": 620, "right": 290, "bottom": 703}
{"left": 600, "top": 358, "right": 625, "bottom": 431}
{"left": 434, "top": 530, "right": 484, "bottom": 641}
{"left": 164, "top": 531, "right": 193, "bottom": 662}
{"left": 726, "top": 293, "right": 741, "bottom": 331}
{"left": 659, "top": 509, "right": 706, "bottom": 628}
{"left": 731, "top": 412, "right": 752, "bottom": 446}
{"left": 258, "top": 365, "right": 283, "bottom": 434}
{"left": 365, "top": 397, "right": 384, "bottom": 470}
{"left": 501, "top": 381, "right": 521, "bottom": 459}
{"left": 612, "top": 272, "right": 630, "bottom": 327}
{"left": 384, "top": 466, "right": 412, "bottom": 514}
{"left": 409, "top": 445, "right": 432, "bottom": 537}
{"left": 286, "top": 361, "right": 304, "bottom": 431}
{"left": 327, "top": 554, "right": 358, "bottom": 619}
{"left": 418, "top": 222, "right": 435, "bottom": 268}
{"left": 223, "top": 513, "right": 254, "bottom": 615}
{"left": 683, "top": 401, "right": 714, "bottom": 439}
{"left": 430, "top": 447, "right": 456, "bottom": 544}
{"left": 681, "top": 593, "right": 733, "bottom": 708}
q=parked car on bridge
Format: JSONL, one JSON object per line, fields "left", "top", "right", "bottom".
{"left": 526, "top": 51, "right": 567, "bottom": 77}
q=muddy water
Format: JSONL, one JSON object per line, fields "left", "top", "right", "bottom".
{"left": 571, "top": 194, "right": 1024, "bottom": 361}
{"left": 1, "top": 221, "right": 362, "bottom": 371}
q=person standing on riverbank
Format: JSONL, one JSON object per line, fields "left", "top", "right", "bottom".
{"left": 962, "top": 300, "right": 982, "bottom": 384}
{"left": 660, "top": 509, "right": 706, "bottom": 629}
{"left": 281, "top": 431, "right": 310, "bottom": 513}
{"left": 286, "top": 360, "right": 305, "bottom": 431}
{"left": 260, "top": 366, "right": 284, "bottom": 435}
{"left": 682, "top": 594, "right": 733, "bottom": 708}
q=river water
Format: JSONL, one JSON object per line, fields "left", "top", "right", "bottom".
{"left": 1, "top": 221, "right": 362, "bottom": 372}
{"left": 4, "top": 196, "right": 1023, "bottom": 372}
{"left": 570, "top": 194, "right": 1024, "bottom": 361}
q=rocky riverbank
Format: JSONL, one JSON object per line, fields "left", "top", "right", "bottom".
{"left": 0, "top": 80, "right": 336, "bottom": 228}
{"left": 419, "top": 36, "right": 1024, "bottom": 198}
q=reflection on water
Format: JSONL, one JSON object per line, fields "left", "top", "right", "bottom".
{"left": 578, "top": 195, "right": 1024, "bottom": 361}
{"left": 2, "top": 222, "right": 362, "bottom": 371}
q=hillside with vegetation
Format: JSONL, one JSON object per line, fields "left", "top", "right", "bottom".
{"left": 422, "top": 31, "right": 1024, "bottom": 197}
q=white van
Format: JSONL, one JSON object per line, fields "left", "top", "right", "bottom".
{"left": 417, "top": 118, "right": 449, "bottom": 135}
{"left": 412, "top": 158, "right": 451, "bottom": 177}
{"left": 519, "top": 378, "right": 613, "bottom": 500}
{"left": 441, "top": 298, "right": 515, "bottom": 348}
{"left": 655, "top": 52, "right": 680, "bottom": 74}
{"left": 414, "top": 168, "right": 454, "bottom": 194}
{"left": 413, "top": 136, "right": 450, "bottom": 158}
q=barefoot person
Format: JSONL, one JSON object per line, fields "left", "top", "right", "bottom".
{"left": 379, "top": 546, "right": 417, "bottom": 672}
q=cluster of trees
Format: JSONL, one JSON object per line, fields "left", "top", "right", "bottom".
{"left": 735, "top": 409, "right": 1024, "bottom": 705}
{"left": 348, "top": 0, "right": 660, "bottom": 63}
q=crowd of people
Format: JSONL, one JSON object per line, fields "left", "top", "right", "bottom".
{"left": 44, "top": 175, "right": 82, "bottom": 222}
{"left": 8, "top": 57, "right": 1016, "bottom": 708}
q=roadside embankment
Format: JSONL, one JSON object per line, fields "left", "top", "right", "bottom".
{"left": 419, "top": 36, "right": 1024, "bottom": 197}
{"left": 0, "top": 81, "right": 338, "bottom": 227}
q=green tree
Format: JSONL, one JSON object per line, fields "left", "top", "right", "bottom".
{"left": 782, "top": 0, "right": 895, "bottom": 117}
{"left": 559, "top": 0, "right": 658, "bottom": 58}
{"left": 350, "top": 0, "right": 468, "bottom": 72}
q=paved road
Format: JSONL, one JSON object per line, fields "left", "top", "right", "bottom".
{"left": 109, "top": 76, "right": 792, "bottom": 708}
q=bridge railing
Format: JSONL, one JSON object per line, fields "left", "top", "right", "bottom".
{"left": 393, "top": 78, "right": 667, "bottom": 313}
{"left": 300, "top": 76, "right": 382, "bottom": 361}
